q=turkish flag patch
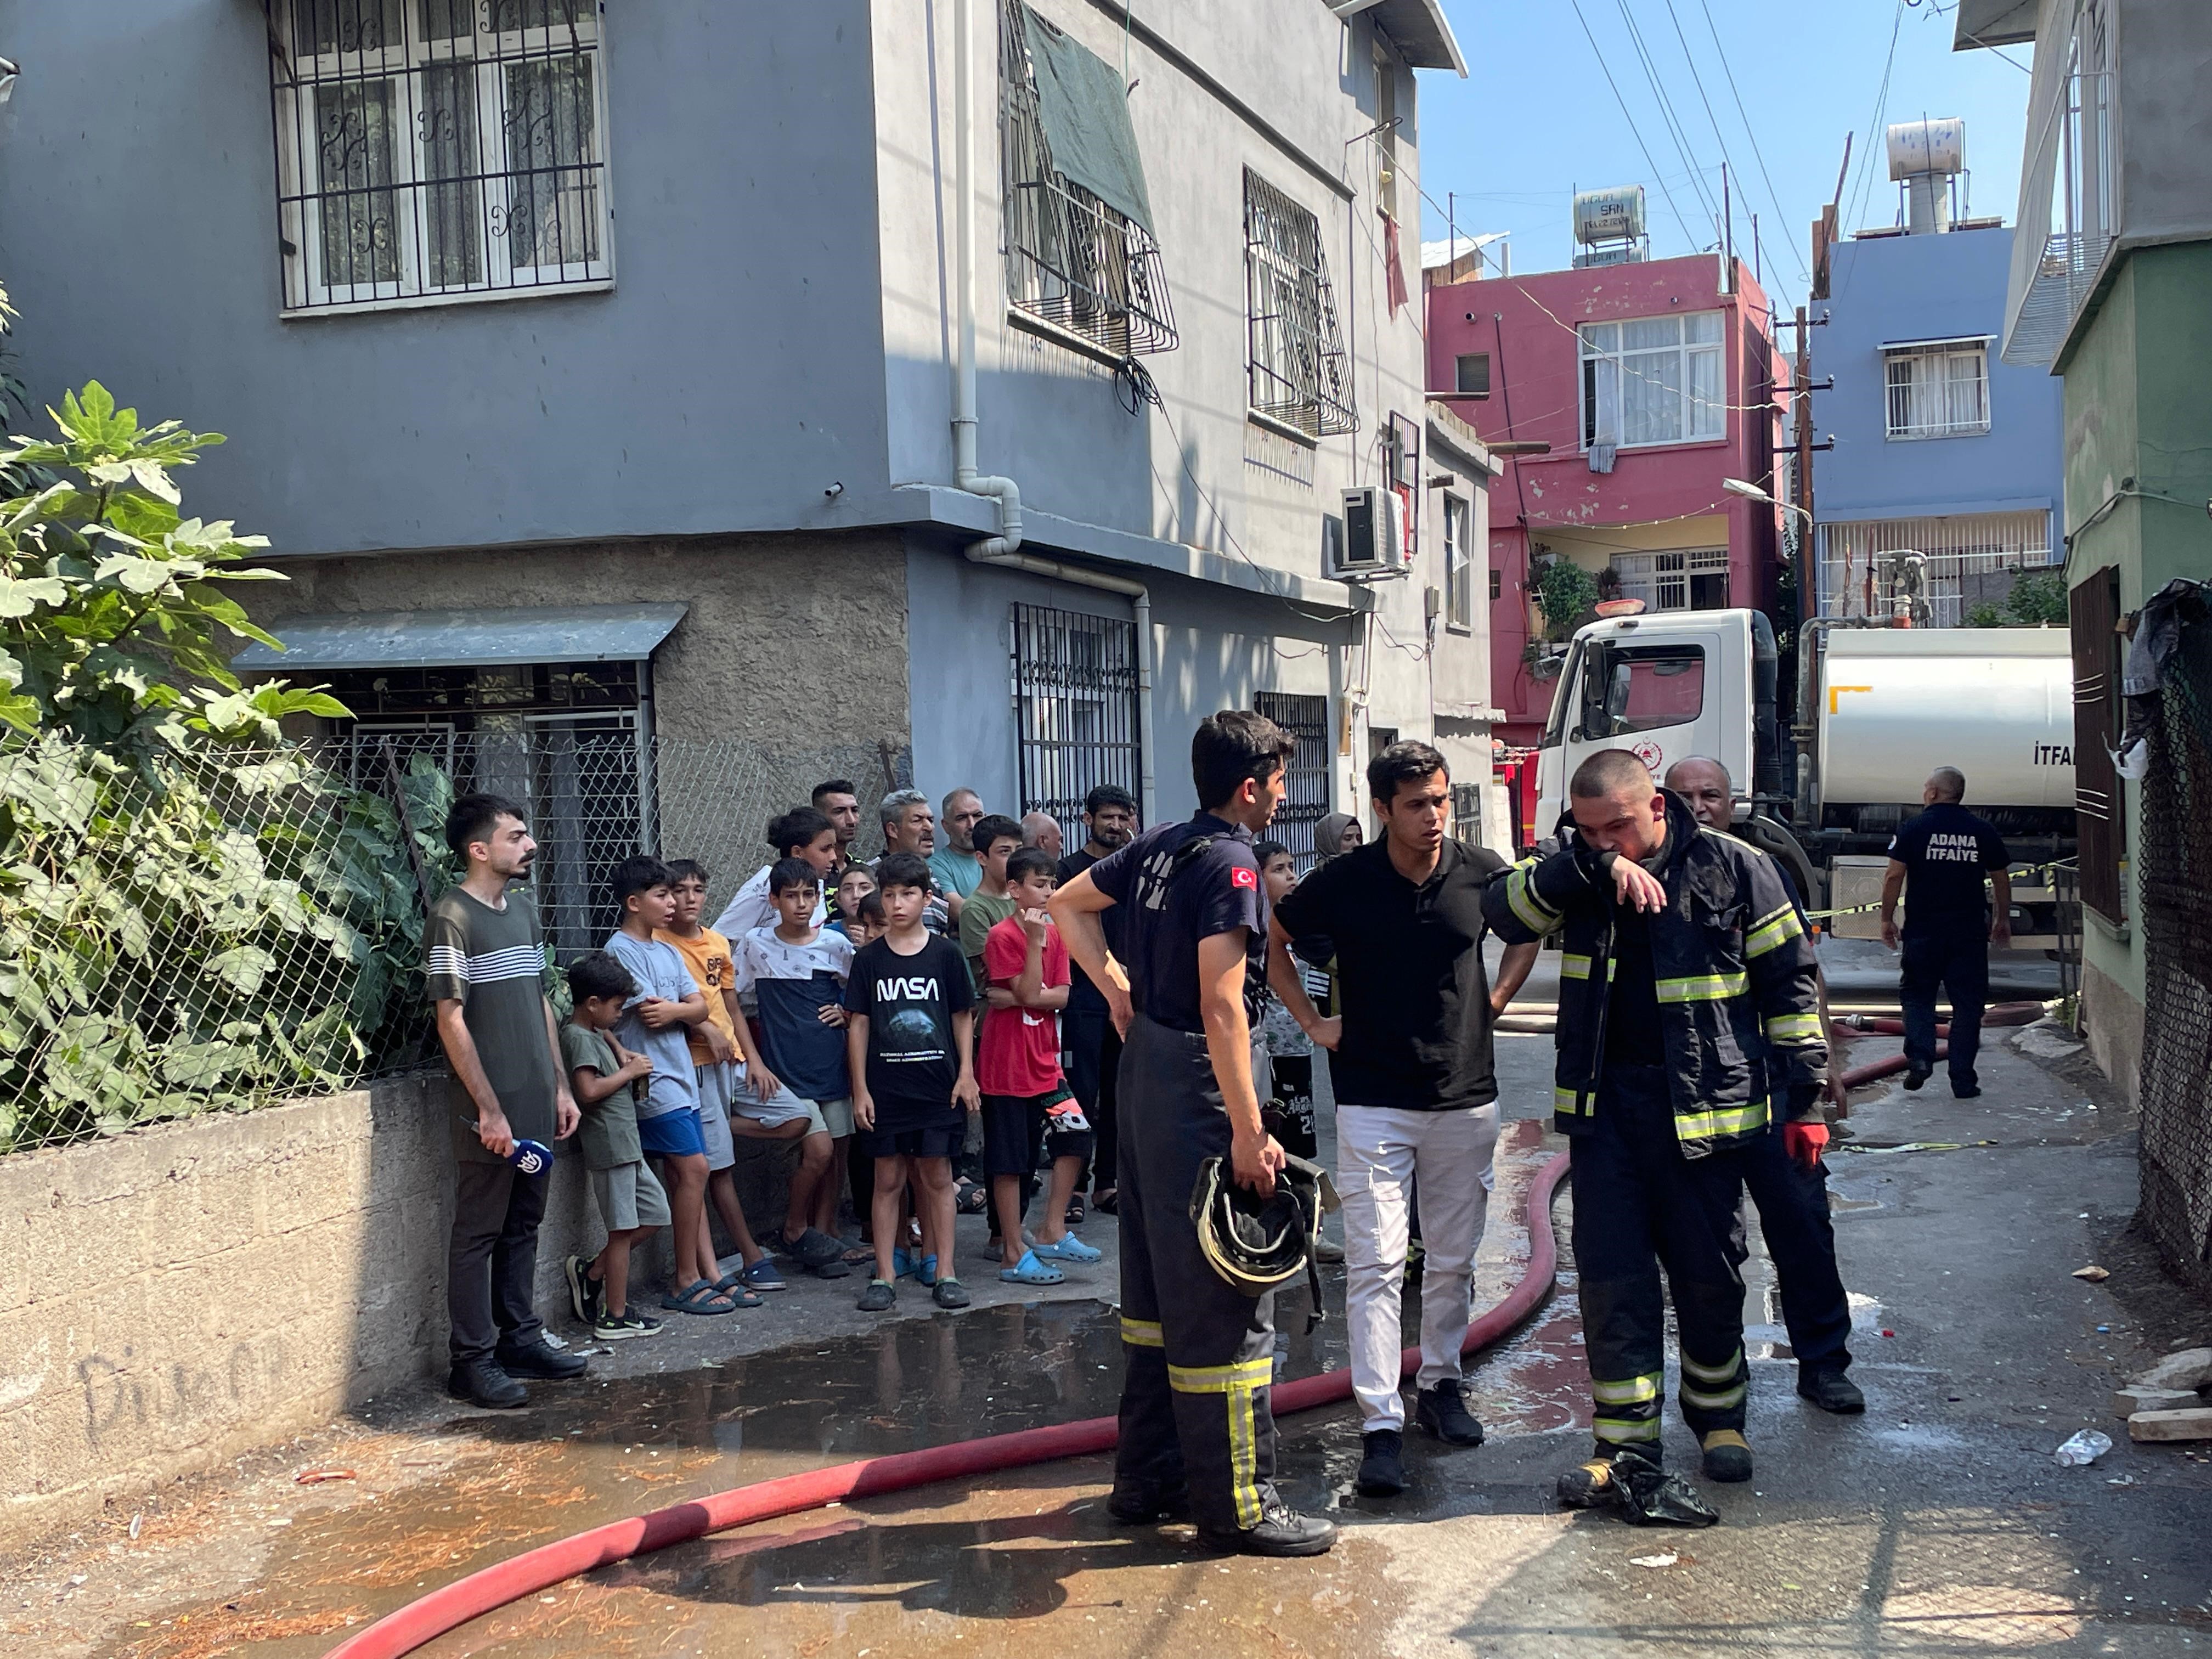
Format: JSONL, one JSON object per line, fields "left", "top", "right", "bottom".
{"left": 1231, "top": 866, "right": 1258, "bottom": 890}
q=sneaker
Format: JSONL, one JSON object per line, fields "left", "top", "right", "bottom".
{"left": 594, "top": 1311, "right": 666, "bottom": 1341}
{"left": 1312, "top": 1236, "right": 1345, "bottom": 1265}
{"left": 1414, "top": 1379, "right": 1485, "bottom": 1446}
{"left": 447, "top": 1359, "right": 528, "bottom": 1409}
{"left": 1700, "top": 1429, "right": 1754, "bottom": 1482}
{"left": 1901, "top": 1066, "right": 1931, "bottom": 1092}
{"left": 739, "top": 1258, "right": 787, "bottom": 1292}
{"left": 1797, "top": 1364, "right": 1866, "bottom": 1414}
{"left": 856, "top": 1278, "right": 897, "bottom": 1312}
{"left": 495, "top": 1336, "right": 588, "bottom": 1380}
{"left": 1356, "top": 1429, "right": 1408, "bottom": 1496}
{"left": 564, "top": 1254, "right": 601, "bottom": 1325}
{"left": 1107, "top": 1480, "right": 1191, "bottom": 1525}
{"left": 933, "top": 1277, "right": 972, "bottom": 1309}
{"left": 1195, "top": 1497, "right": 1338, "bottom": 1558}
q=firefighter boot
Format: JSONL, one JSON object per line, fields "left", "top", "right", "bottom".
{"left": 1700, "top": 1429, "right": 1754, "bottom": 1482}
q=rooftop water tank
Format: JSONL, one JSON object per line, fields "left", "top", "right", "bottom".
{"left": 1573, "top": 186, "right": 1646, "bottom": 247}
{"left": 1886, "top": 117, "right": 1965, "bottom": 180}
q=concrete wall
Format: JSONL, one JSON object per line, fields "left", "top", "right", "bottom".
{"left": 0, "top": 0, "right": 894, "bottom": 556}
{"left": 1820, "top": 226, "right": 2063, "bottom": 522}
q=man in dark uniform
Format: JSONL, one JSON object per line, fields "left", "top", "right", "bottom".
{"left": 1058, "top": 784, "right": 1139, "bottom": 1212}
{"left": 1052, "top": 712, "right": 1336, "bottom": 1559}
{"left": 1881, "top": 766, "right": 2011, "bottom": 1098}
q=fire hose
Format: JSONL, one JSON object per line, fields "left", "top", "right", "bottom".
{"left": 326, "top": 1152, "right": 1572, "bottom": 1659}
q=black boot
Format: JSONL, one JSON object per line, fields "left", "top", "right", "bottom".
{"left": 1107, "top": 1480, "right": 1190, "bottom": 1524}
{"left": 1797, "top": 1364, "right": 1866, "bottom": 1414}
{"left": 1356, "top": 1429, "right": 1408, "bottom": 1496}
{"left": 495, "top": 1336, "right": 588, "bottom": 1380}
{"left": 447, "top": 1359, "right": 528, "bottom": 1408}
{"left": 1197, "top": 1497, "right": 1338, "bottom": 1558}
{"left": 1414, "top": 1379, "right": 1486, "bottom": 1446}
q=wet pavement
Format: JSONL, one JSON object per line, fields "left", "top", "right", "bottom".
{"left": 20, "top": 1006, "right": 2212, "bottom": 1657}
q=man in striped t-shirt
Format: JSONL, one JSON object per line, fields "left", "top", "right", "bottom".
{"left": 427, "top": 794, "right": 585, "bottom": 1408}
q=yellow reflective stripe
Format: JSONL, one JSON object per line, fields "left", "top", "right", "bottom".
{"left": 1681, "top": 1380, "right": 1748, "bottom": 1410}
{"left": 1676, "top": 1101, "right": 1770, "bottom": 1140}
{"left": 1120, "top": 1317, "right": 1164, "bottom": 1348}
{"left": 1747, "top": 909, "right": 1806, "bottom": 958}
{"left": 1560, "top": 953, "right": 1592, "bottom": 980}
{"left": 1168, "top": 1358, "right": 1271, "bottom": 1528}
{"left": 1764, "top": 1012, "right": 1822, "bottom": 1044}
{"left": 1506, "top": 865, "right": 1562, "bottom": 934}
{"left": 1751, "top": 901, "right": 1796, "bottom": 933}
{"left": 1656, "top": 972, "right": 1750, "bottom": 1003}
{"left": 1167, "top": 1357, "right": 1274, "bottom": 1393}
{"left": 1590, "top": 1373, "right": 1661, "bottom": 1405}
{"left": 1680, "top": 1348, "right": 1744, "bottom": 1385}
{"left": 1553, "top": 1085, "right": 1585, "bottom": 1116}
{"left": 1593, "top": 1415, "right": 1662, "bottom": 1443}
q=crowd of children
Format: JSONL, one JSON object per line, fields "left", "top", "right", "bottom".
{"left": 554, "top": 794, "right": 1108, "bottom": 1333}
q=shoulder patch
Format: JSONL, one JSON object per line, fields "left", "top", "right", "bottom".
{"left": 1231, "top": 865, "right": 1257, "bottom": 890}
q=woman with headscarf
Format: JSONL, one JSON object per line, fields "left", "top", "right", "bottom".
{"left": 1313, "top": 812, "right": 1363, "bottom": 864}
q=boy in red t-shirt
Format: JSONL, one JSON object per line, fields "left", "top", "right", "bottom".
{"left": 980, "top": 848, "right": 1102, "bottom": 1284}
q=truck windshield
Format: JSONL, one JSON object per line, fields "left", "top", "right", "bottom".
{"left": 1577, "top": 644, "right": 1707, "bottom": 738}
{"left": 1539, "top": 641, "right": 1583, "bottom": 749}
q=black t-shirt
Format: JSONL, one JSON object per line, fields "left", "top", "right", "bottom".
{"left": 1273, "top": 837, "right": 1506, "bottom": 1111}
{"left": 843, "top": 934, "right": 975, "bottom": 1132}
{"left": 1604, "top": 890, "right": 1663, "bottom": 1064}
{"left": 1088, "top": 814, "right": 1267, "bottom": 1034}
{"left": 1887, "top": 803, "right": 2010, "bottom": 941}
{"left": 1057, "top": 847, "right": 1113, "bottom": 1014}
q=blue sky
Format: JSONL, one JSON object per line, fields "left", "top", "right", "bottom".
{"left": 1414, "top": 0, "right": 2036, "bottom": 315}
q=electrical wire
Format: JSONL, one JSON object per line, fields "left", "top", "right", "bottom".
{"left": 1844, "top": 0, "right": 1908, "bottom": 238}
{"left": 1566, "top": 0, "right": 1697, "bottom": 254}
{"left": 1614, "top": 0, "right": 1720, "bottom": 229}
{"left": 1694, "top": 0, "right": 1812, "bottom": 288}
{"left": 1661, "top": 0, "right": 1745, "bottom": 235}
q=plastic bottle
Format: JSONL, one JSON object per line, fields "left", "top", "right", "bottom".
{"left": 2053, "top": 1429, "right": 2112, "bottom": 1466}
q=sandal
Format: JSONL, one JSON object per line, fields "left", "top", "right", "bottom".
{"left": 1000, "top": 1249, "right": 1065, "bottom": 1286}
{"left": 1032, "top": 1233, "right": 1101, "bottom": 1265}
{"left": 660, "top": 1279, "right": 738, "bottom": 1316}
{"left": 955, "top": 1180, "right": 990, "bottom": 1216}
{"left": 1065, "top": 1196, "right": 1086, "bottom": 1226}
{"left": 1092, "top": 1187, "right": 1118, "bottom": 1216}
{"left": 708, "top": 1272, "right": 766, "bottom": 1309}
{"left": 839, "top": 1243, "right": 876, "bottom": 1266}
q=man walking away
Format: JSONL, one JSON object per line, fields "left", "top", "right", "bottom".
{"left": 1268, "top": 742, "right": 1504, "bottom": 1498}
{"left": 1881, "top": 768, "right": 2010, "bottom": 1099}
{"left": 1054, "top": 713, "right": 1336, "bottom": 1559}
{"left": 1058, "top": 784, "right": 1137, "bottom": 1212}
{"left": 1664, "top": 758, "right": 1863, "bottom": 1416}
{"left": 1486, "top": 751, "right": 1828, "bottom": 1508}
{"left": 427, "top": 794, "right": 587, "bottom": 1408}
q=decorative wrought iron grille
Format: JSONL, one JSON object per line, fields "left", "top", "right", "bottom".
{"left": 1243, "top": 170, "right": 1355, "bottom": 437}
{"left": 1255, "top": 691, "right": 1330, "bottom": 868}
{"left": 998, "top": 0, "right": 1176, "bottom": 357}
{"left": 267, "top": 0, "right": 611, "bottom": 312}
{"left": 1011, "top": 603, "right": 1142, "bottom": 825}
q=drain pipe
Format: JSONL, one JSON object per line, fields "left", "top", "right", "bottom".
{"left": 950, "top": 0, "right": 1155, "bottom": 820}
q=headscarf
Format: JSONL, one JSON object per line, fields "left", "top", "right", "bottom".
{"left": 1313, "top": 812, "right": 1360, "bottom": 863}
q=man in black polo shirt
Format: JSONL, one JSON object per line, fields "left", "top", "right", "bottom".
{"left": 1058, "top": 783, "right": 1138, "bottom": 1212}
{"left": 1881, "top": 766, "right": 2011, "bottom": 1098}
{"left": 1053, "top": 713, "right": 1335, "bottom": 1559}
{"left": 1267, "top": 741, "right": 1505, "bottom": 1497}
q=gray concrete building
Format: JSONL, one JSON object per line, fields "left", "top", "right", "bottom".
{"left": 0, "top": 0, "right": 1492, "bottom": 925}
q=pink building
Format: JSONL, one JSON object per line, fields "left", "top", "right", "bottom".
{"left": 1425, "top": 252, "right": 1786, "bottom": 751}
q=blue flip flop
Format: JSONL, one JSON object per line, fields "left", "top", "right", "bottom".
{"left": 1033, "top": 1233, "right": 1102, "bottom": 1264}
{"left": 1000, "top": 1249, "right": 1065, "bottom": 1286}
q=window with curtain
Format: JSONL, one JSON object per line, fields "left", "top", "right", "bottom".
{"left": 1884, "top": 343, "right": 1991, "bottom": 439}
{"left": 269, "top": 0, "right": 611, "bottom": 313}
{"left": 1580, "top": 312, "right": 1725, "bottom": 449}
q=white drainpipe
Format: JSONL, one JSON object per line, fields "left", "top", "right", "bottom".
{"left": 950, "top": 0, "right": 1156, "bottom": 821}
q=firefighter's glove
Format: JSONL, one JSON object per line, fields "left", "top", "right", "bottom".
{"left": 1782, "top": 1120, "right": 1829, "bottom": 1171}
{"left": 1610, "top": 1448, "right": 1721, "bottom": 1528}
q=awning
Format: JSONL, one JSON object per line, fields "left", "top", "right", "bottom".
{"left": 1953, "top": 0, "right": 2038, "bottom": 49}
{"left": 1330, "top": 0, "right": 1468, "bottom": 75}
{"left": 1880, "top": 332, "right": 1998, "bottom": 352}
{"left": 1025, "top": 8, "right": 1154, "bottom": 233}
{"left": 231, "top": 604, "right": 689, "bottom": 673}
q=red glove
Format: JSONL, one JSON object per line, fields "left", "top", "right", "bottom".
{"left": 1783, "top": 1120, "right": 1829, "bottom": 1170}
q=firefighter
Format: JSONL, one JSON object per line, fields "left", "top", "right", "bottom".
{"left": 1051, "top": 710, "right": 1337, "bottom": 1559}
{"left": 1880, "top": 766, "right": 2011, "bottom": 1098}
{"left": 1663, "top": 757, "right": 1864, "bottom": 1416}
{"left": 1486, "top": 749, "right": 1829, "bottom": 1506}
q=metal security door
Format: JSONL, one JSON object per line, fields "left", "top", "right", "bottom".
{"left": 1012, "top": 603, "right": 1141, "bottom": 824}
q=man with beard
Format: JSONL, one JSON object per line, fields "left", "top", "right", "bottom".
{"left": 427, "top": 793, "right": 586, "bottom": 1408}
{"left": 811, "top": 779, "right": 863, "bottom": 875}
{"left": 877, "top": 789, "right": 953, "bottom": 935}
{"left": 1058, "top": 783, "right": 1137, "bottom": 1212}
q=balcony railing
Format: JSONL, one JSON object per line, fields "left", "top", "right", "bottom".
{"left": 2003, "top": 67, "right": 2113, "bottom": 366}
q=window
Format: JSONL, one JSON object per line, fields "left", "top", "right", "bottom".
{"left": 1488, "top": 567, "right": 1503, "bottom": 602}
{"left": 1884, "top": 342, "right": 1990, "bottom": 439}
{"left": 1454, "top": 353, "right": 1491, "bottom": 397}
{"left": 998, "top": 1, "right": 1176, "bottom": 356}
{"left": 1011, "top": 603, "right": 1141, "bottom": 823}
{"left": 1816, "top": 510, "right": 2055, "bottom": 625}
{"left": 1577, "top": 644, "right": 1706, "bottom": 740}
{"left": 1610, "top": 549, "right": 1728, "bottom": 612}
{"left": 1443, "top": 495, "right": 1473, "bottom": 629}
{"left": 1244, "top": 170, "right": 1356, "bottom": 438}
{"left": 1580, "top": 312, "right": 1725, "bottom": 449}
{"left": 1255, "top": 692, "right": 1330, "bottom": 869}
{"left": 2070, "top": 567, "right": 2125, "bottom": 924}
{"left": 269, "top": 0, "right": 610, "bottom": 314}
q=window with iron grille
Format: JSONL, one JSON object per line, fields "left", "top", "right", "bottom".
{"left": 1244, "top": 170, "right": 1356, "bottom": 438}
{"left": 1254, "top": 691, "right": 1330, "bottom": 868}
{"left": 998, "top": 1, "right": 1176, "bottom": 357}
{"left": 1610, "top": 549, "right": 1728, "bottom": 612}
{"left": 268, "top": 0, "right": 611, "bottom": 314}
{"left": 1011, "top": 604, "right": 1141, "bottom": 825}
{"left": 1883, "top": 342, "right": 1990, "bottom": 439}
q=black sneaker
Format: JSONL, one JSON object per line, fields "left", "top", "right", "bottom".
{"left": 1797, "top": 1364, "right": 1866, "bottom": 1414}
{"left": 564, "top": 1254, "right": 602, "bottom": 1326}
{"left": 1415, "top": 1379, "right": 1486, "bottom": 1446}
{"left": 1107, "top": 1480, "right": 1191, "bottom": 1524}
{"left": 495, "top": 1336, "right": 588, "bottom": 1380}
{"left": 594, "top": 1311, "right": 665, "bottom": 1341}
{"left": 1356, "top": 1429, "right": 1408, "bottom": 1496}
{"left": 1901, "top": 1066, "right": 1931, "bottom": 1092}
{"left": 933, "top": 1278, "right": 972, "bottom": 1309}
{"left": 856, "top": 1278, "right": 897, "bottom": 1312}
{"left": 1196, "top": 1498, "right": 1338, "bottom": 1558}
{"left": 1953, "top": 1082, "right": 1982, "bottom": 1099}
{"left": 447, "top": 1359, "right": 528, "bottom": 1409}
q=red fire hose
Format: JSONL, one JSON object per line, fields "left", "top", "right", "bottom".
{"left": 1833, "top": 1000, "right": 2045, "bottom": 1086}
{"left": 326, "top": 1152, "right": 1571, "bottom": 1659}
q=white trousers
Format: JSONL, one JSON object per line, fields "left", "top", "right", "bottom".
{"left": 1337, "top": 1101, "right": 1502, "bottom": 1432}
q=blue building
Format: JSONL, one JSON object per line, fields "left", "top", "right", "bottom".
{"left": 1814, "top": 161, "right": 2065, "bottom": 628}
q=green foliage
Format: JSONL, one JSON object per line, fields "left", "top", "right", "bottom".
{"left": 2007, "top": 571, "right": 2069, "bottom": 627}
{"left": 1534, "top": 560, "right": 1599, "bottom": 642}
{"left": 1965, "top": 601, "right": 2006, "bottom": 629}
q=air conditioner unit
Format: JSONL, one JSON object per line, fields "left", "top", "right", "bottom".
{"left": 1330, "top": 486, "right": 1410, "bottom": 582}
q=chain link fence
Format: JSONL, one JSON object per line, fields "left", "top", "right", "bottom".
{"left": 2137, "top": 607, "right": 2212, "bottom": 1293}
{"left": 0, "top": 729, "right": 906, "bottom": 1156}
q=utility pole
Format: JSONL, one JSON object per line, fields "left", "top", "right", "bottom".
{"left": 1792, "top": 302, "right": 1818, "bottom": 817}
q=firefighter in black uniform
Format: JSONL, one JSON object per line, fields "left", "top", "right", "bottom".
{"left": 1486, "top": 748, "right": 1829, "bottom": 1506}
{"left": 1051, "top": 711, "right": 1337, "bottom": 1558}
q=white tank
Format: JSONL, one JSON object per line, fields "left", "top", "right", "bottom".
{"left": 1573, "top": 186, "right": 1646, "bottom": 246}
{"left": 1818, "top": 629, "right": 2074, "bottom": 810}
{"left": 1886, "top": 117, "right": 1966, "bottom": 180}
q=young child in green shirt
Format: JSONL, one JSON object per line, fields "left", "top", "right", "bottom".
{"left": 560, "top": 950, "right": 670, "bottom": 1340}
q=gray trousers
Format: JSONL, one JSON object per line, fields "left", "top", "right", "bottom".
{"left": 448, "top": 1158, "right": 548, "bottom": 1364}
{"left": 1114, "top": 1014, "right": 1282, "bottom": 1534}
